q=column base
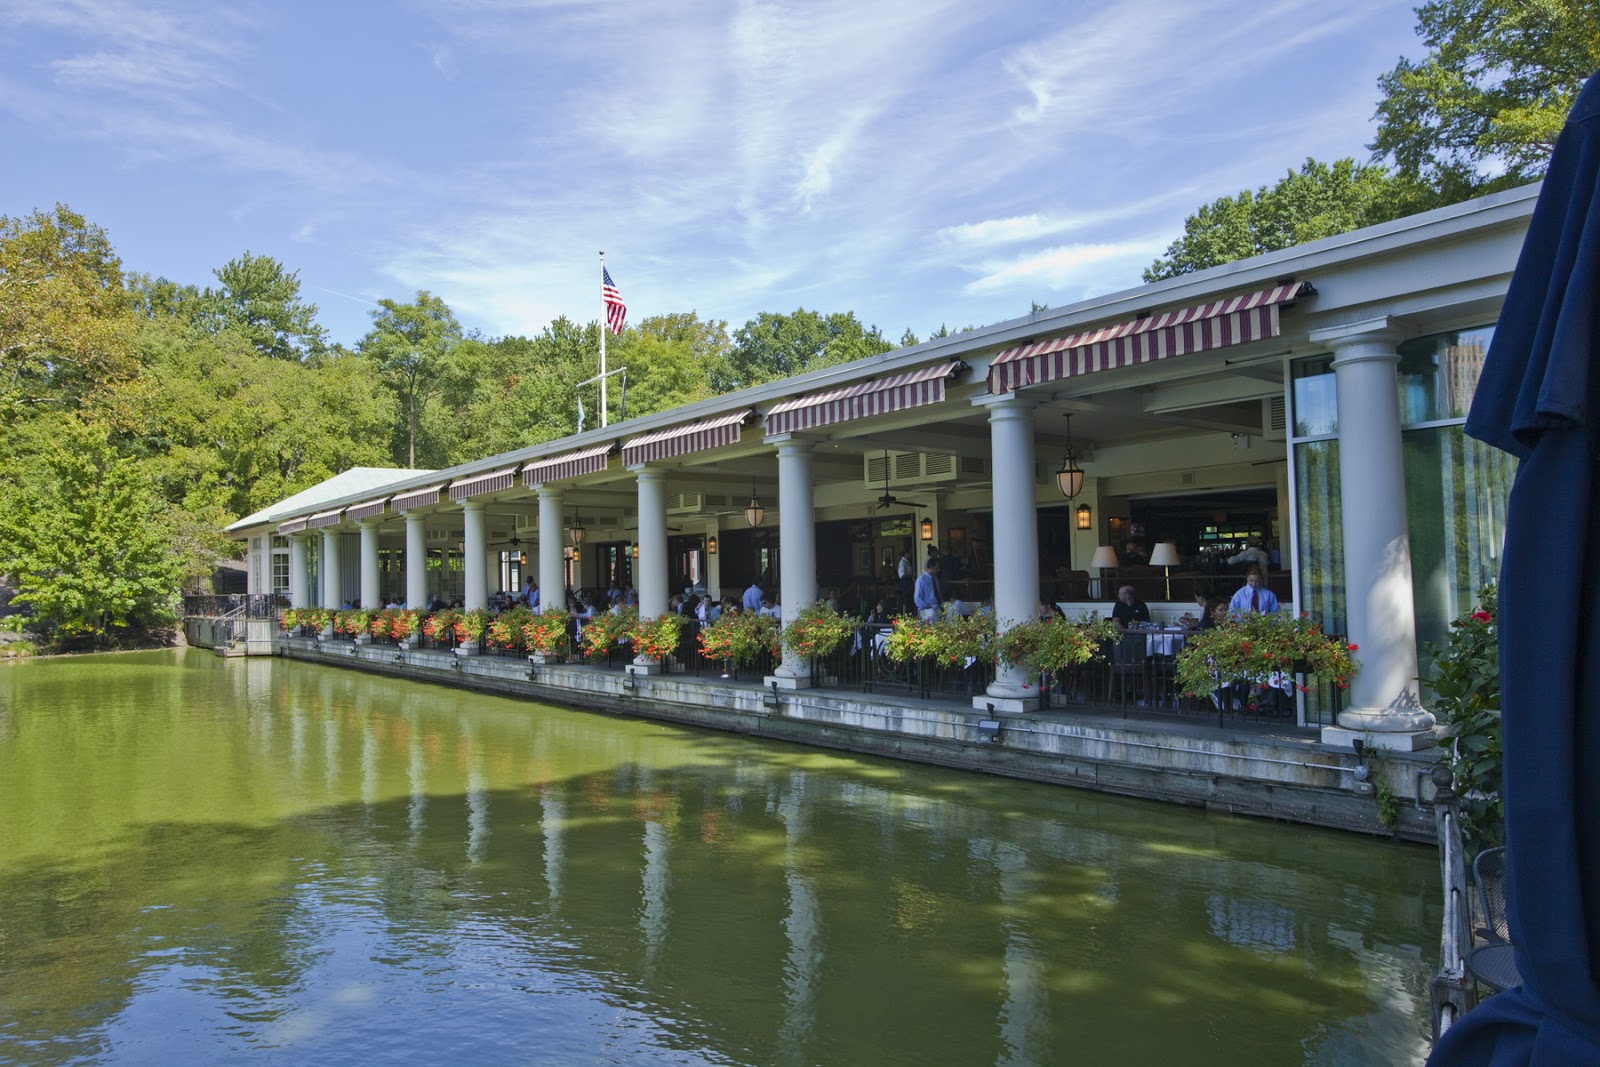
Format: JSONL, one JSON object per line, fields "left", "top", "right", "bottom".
{"left": 627, "top": 659, "right": 663, "bottom": 677}
{"left": 766, "top": 672, "right": 813, "bottom": 691}
{"left": 974, "top": 693, "right": 1039, "bottom": 715}
{"left": 1320, "top": 725, "right": 1437, "bottom": 752}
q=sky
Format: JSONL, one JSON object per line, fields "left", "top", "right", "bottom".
{"left": 0, "top": 0, "right": 1425, "bottom": 350}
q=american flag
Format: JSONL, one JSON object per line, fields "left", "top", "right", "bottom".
{"left": 602, "top": 267, "right": 627, "bottom": 335}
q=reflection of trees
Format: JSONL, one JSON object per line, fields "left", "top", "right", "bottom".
{"left": 1295, "top": 440, "right": 1346, "bottom": 722}
{"left": 1, "top": 656, "right": 1443, "bottom": 1065}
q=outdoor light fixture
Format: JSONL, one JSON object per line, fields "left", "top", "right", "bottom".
{"left": 707, "top": 535, "right": 718, "bottom": 555}
{"left": 920, "top": 517, "right": 933, "bottom": 541}
{"left": 519, "top": 550, "right": 528, "bottom": 567}
{"left": 1055, "top": 413, "right": 1085, "bottom": 500}
{"left": 1149, "top": 541, "right": 1180, "bottom": 601}
{"left": 567, "top": 517, "right": 586, "bottom": 545}
{"left": 1076, "top": 503, "right": 1092, "bottom": 530}
{"left": 744, "top": 483, "right": 766, "bottom": 527}
{"left": 631, "top": 544, "right": 639, "bottom": 559}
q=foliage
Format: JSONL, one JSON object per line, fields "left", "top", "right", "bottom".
{"left": 697, "top": 610, "right": 781, "bottom": 667}
{"left": 453, "top": 609, "right": 491, "bottom": 645}
{"left": 714, "top": 309, "right": 893, "bottom": 391}
{"left": 882, "top": 614, "right": 998, "bottom": 667}
{"left": 423, "top": 609, "right": 460, "bottom": 644}
{"left": 358, "top": 290, "right": 463, "bottom": 467}
{"left": 522, "top": 609, "right": 572, "bottom": 656}
{"left": 1426, "top": 583, "right": 1503, "bottom": 847}
{"left": 1143, "top": 158, "right": 1433, "bottom": 281}
{"left": 780, "top": 602, "right": 863, "bottom": 659}
{"left": 284, "top": 606, "right": 330, "bottom": 634}
{"left": 996, "top": 613, "right": 1119, "bottom": 676}
{"left": 335, "top": 608, "right": 372, "bottom": 636}
{"left": 627, "top": 613, "right": 689, "bottom": 661}
{"left": 1174, "top": 611, "right": 1359, "bottom": 700}
{"left": 0, "top": 416, "right": 183, "bottom": 639}
{"left": 194, "top": 252, "right": 328, "bottom": 361}
{"left": 374, "top": 608, "right": 421, "bottom": 641}
{"left": 279, "top": 607, "right": 301, "bottom": 632}
{"left": 1371, "top": 0, "right": 1599, "bottom": 193}
{"left": 487, "top": 606, "right": 533, "bottom": 650}
{"left": 580, "top": 607, "right": 639, "bottom": 660}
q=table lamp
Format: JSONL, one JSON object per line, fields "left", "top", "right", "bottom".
{"left": 1149, "top": 542, "right": 1180, "bottom": 601}
{"left": 1090, "top": 545, "right": 1119, "bottom": 599}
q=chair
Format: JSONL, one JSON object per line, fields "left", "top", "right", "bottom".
{"left": 1110, "top": 634, "right": 1147, "bottom": 709}
{"left": 1474, "top": 846, "right": 1510, "bottom": 945}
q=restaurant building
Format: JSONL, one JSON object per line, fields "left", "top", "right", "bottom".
{"left": 230, "top": 183, "right": 1534, "bottom": 755}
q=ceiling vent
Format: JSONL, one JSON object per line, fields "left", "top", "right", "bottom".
{"left": 864, "top": 450, "right": 960, "bottom": 489}
{"left": 1262, "top": 395, "right": 1287, "bottom": 441}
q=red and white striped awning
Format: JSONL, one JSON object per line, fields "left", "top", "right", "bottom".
{"left": 448, "top": 465, "right": 521, "bottom": 502}
{"left": 306, "top": 508, "right": 344, "bottom": 529}
{"left": 986, "top": 282, "right": 1311, "bottom": 394}
{"left": 521, "top": 443, "right": 613, "bottom": 486}
{"left": 764, "top": 362, "right": 965, "bottom": 436}
{"left": 621, "top": 410, "right": 752, "bottom": 467}
{"left": 278, "top": 517, "right": 308, "bottom": 534}
{"left": 345, "top": 497, "right": 389, "bottom": 522}
{"left": 391, "top": 483, "right": 446, "bottom": 512}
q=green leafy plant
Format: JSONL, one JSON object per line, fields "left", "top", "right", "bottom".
{"left": 521, "top": 609, "right": 572, "bottom": 657}
{"left": 780, "top": 601, "right": 862, "bottom": 659}
{"left": 580, "top": 607, "right": 639, "bottom": 660}
{"left": 996, "top": 613, "right": 1119, "bottom": 676}
{"left": 1175, "top": 611, "right": 1359, "bottom": 704}
{"left": 697, "top": 610, "right": 780, "bottom": 667}
{"left": 279, "top": 607, "right": 301, "bottom": 632}
{"left": 488, "top": 606, "right": 533, "bottom": 650}
{"left": 297, "top": 607, "right": 332, "bottom": 634}
{"left": 452, "top": 609, "right": 491, "bottom": 645}
{"left": 627, "top": 613, "right": 689, "bottom": 660}
{"left": 335, "top": 608, "right": 372, "bottom": 636}
{"left": 387, "top": 609, "right": 421, "bottom": 641}
{"left": 1426, "top": 582, "right": 1502, "bottom": 848}
{"left": 882, "top": 614, "right": 997, "bottom": 667}
{"left": 423, "top": 610, "right": 460, "bottom": 644}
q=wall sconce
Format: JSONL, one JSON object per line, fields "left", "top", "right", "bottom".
{"left": 572, "top": 547, "right": 581, "bottom": 563}
{"left": 919, "top": 516, "right": 933, "bottom": 541}
{"left": 567, "top": 517, "right": 586, "bottom": 545}
{"left": 1055, "top": 413, "right": 1084, "bottom": 499}
{"left": 744, "top": 483, "right": 766, "bottom": 527}
{"left": 707, "top": 535, "right": 717, "bottom": 555}
{"left": 631, "top": 544, "right": 639, "bottom": 559}
{"left": 519, "top": 550, "right": 527, "bottom": 566}
{"left": 1076, "top": 503, "right": 1092, "bottom": 530}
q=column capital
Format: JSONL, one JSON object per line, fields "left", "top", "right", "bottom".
{"left": 628, "top": 465, "right": 667, "bottom": 482}
{"left": 1310, "top": 317, "right": 1403, "bottom": 362}
{"left": 460, "top": 498, "right": 484, "bottom": 513}
{"left": 769, "top": 436, "right": 815, "bottom": 457}
{"left": 972, "top": 392, "right": 1037, "bottom": 420}
{"left": 763, "top": 431, "right": 821, "bottom": 449}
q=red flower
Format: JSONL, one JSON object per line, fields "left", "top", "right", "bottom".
{"left": 1472, "top": 610, "right": 1493, "bottom": 623}
{"left": 1347, "top": 643, "right": 1359, "bottom": 652}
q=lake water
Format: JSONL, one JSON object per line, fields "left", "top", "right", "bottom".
{"left": 0, "top": 650, "right": 1440, "bottom": 1065}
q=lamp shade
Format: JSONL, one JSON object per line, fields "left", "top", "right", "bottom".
{"left": 1090, "top": 545, "right": 1120, "bottom": 569}
{"left": 1055, "top": 456, "right": 1084, "bottom": 499}
{"left": 1148, "top": 542, "right": 1181, "bottom": 567}
{"left": 567, "top": 520, "right": 586, "bottom": 544}
{"left": 744, "top": 495, "right": 766, "bottom": 527}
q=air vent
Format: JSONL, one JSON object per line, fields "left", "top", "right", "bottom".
{"left": 862, "top": 450, "right": 960, "bottom": 489}
{"left": 1262, "top": 395, "right": 1287, "bottom": 441}
{"left": 960, "top": 456, "right": 988, "bottom": 476}
{"left": 1180, "top": 471, "right": 1196, "bottom": 486}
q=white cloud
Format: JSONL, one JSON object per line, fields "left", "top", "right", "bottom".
{"left": 963, "top": 238, "right": 1168, "bottom": 295}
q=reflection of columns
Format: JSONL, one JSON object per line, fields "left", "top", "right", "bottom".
{"left": 635, "top": 468, "right": 669, "bottom": 617}
{"left": 408, "top": 729, "right": 427, "bottom": 840}
{"left": 405, "top": 512, "right": 428, "bottom": 610}
{"left": 289, "top": 535, "right": 309, "bottom": 607}
{"left": 321, "top": 528, "right": 343, "bottom": 609}
{"left": 462, "top": 501, "right": 487, "bottom": 611}
{"left": 640, "top": 818, "right": 670, "bottom": 974}
{"left": 981, "top": 396, "right": 1040, "bottom": 710}
{"left": 1316, "top": 320, "right": 1434, "bottom": 747}
{"left": 995, "top": 842, "right": 1045, "bottom": 1066}
{"left": 360, "top": 521, "right": 380, "bottom": 609}
{"left": 778, "top": 774, "right": 820, "bottom": 1063}
{"left": 542, "top": 785, "right": 565, "bottom": 909}
{"left": 466, "top": 754, "right": 488, "bottom": 864}
{"left": 538, "top": 486, "right": 565, "bottom": 612}
{"left": 361, "top": 719, "right": 379, "bottom": 807}
{"left": 771, "top": 437, "right": 816, "bottom": 688}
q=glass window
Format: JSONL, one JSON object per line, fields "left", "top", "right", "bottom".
{"left": 1291, "top": 356, "right": 1337, "bottom": 438}
{"left": 1293, "top": 437, "right": 1345, "bottom": 726}
{"left": 1397, "top": 327, "right": 1493, "bottom": 424}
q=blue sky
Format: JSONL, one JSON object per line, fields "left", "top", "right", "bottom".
{"left": 1, "top": 0, "right": 1423, "bottom": 349}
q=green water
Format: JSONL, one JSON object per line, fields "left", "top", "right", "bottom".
{"left": 0, "top": 650, "right": 1439, "bottom": 1065}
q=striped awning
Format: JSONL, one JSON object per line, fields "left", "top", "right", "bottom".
{"left": 622, "top": 410, "right": 752, "bottom": 467}
{"left": 345, "top": 497, "right": 389, "bottom": 522}
{"left": 765, "top": 362, "right": 965, "bottom": 436}
{"left": 278, "top": 517, "right": 308, "bottom": 535}
{"left": 522, "top": 443, "right": 613, "bottom": 486}
{"left": 987, "top": 281, "right": 1312, "bottom": 394}
{"left": 306, "top": 508, "right": 344, "bottom": 529}
{"left": 448, "top": 465, "right": 520, "bottom": 502}
{"left": 391, "top": 483, "right": 446, "bottom": 512}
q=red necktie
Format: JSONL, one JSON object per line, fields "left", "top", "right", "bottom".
{"left": 1251, "top": 590, "right": 1259, "bottom": 612}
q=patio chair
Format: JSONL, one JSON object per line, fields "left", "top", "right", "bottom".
{"left": 1109, "top": 633, "right": 1148, "bottom": 709}
{"left": 1474, "top": 845, "right": 1510, "bottom": 945}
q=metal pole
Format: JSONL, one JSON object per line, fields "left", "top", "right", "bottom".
{"left": 599, "top": 251, "right": 608, "bottom": 428}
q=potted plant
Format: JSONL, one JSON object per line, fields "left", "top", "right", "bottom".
{"left": 279, "top": 607, "right": 301, "bottom": 634}
{"left": 453, "top": 608, "right": 491, "bottom": 653}
{"left": 780, "top": 602, "right": 863, "bottom": 664}
{"left": 1174, "top": 610, "right": 1359, "bottom": 711}
{"left": 882, "top": 613, "right": 998, "bottom": 668}
{"left": 579, "top": 607, "right": 639, "bottom": 662}
{"left": 996, "top": 612, "right": 1119, "bottom": 681}
{"left": 522, "top": 608, "right": 573, "bottom": 663}
{"left": 423, "top": 609, "right": 460, "bottom": 648}
{"left": 390, "top": 609, "right": 422, "bottom": 648}
{"left": 488, "top": 606, "right": 533, "bottom": 654}
{"left": 697, "top": 610, "right": 780, "bottom": 674}
{"left": 627, "top": 612, "right": 689, "bottom": 665}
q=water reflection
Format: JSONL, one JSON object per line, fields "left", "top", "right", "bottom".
{"left": 0, "top": 651, "right": 1440, "bottom": 1066}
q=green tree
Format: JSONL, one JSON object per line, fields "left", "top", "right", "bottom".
{"left": 0, "top": 416, "right": 184, "bottom": 639}
{"left": 196, "top": 252, "right": 328, "bottom": 361}
{"left": 1143, "top": 158, "right": 1432, "bottom": 281}
{"left": 0, "top": 204, "right": 136, "bottom": 419}
{"left": 716, "top": 309, "right": 892, "bottom": 391}
{"left": 358, "top": 291, "right": 463, "bottom": 467}
{"left": 1371, "top": 0, "right": 1600, "bottom": 194}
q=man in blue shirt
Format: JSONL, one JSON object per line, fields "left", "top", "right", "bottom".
{"left": 913, "top": 559, "right": 941, "bottom": 621}
{"left": 742, "top": 580, "right": 764, "bottom": 611}
{"left": 1228, "top": 565, "right": 1279, "bottom": 614}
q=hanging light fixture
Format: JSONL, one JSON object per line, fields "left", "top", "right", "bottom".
{"left": 1076, "top": 503, "right": 1092, "bottom": 530}
{"left": 519, "top": 550, "right": 528, "bottom": 566}
{"left": 567, "top": 516, "right": 586, "bottom": 545}
{"left": 744, "top": 481, "right": 766, "bottom": 527}
{"left": 1055, "top": 413, "right": 1085, "bottom": 500}
{"left": 920, "top": 516, "right": 934, "bottom": 541}
{"left": 707, "top": 535, "right": 718, "bottom": 555}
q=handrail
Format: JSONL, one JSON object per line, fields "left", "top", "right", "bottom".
{"left": 1430, "top": 766, "right": 1476, "bottom": 1041}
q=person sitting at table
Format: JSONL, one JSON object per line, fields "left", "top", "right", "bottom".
{"left": 1228, "top": 565, "right": 1279, "bottom": 614}
{"left": 866, "top": 600, "right": 890, "bottom": 625}
{"left": 1110, "top": 584, "right": 1151, "bottom": 630}
{"left": 1200, "top": 597, "right": 1230, "bottom": 630}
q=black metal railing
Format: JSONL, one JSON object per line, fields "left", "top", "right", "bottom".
{"left": 183, "top": 594, "right": 281, "bottom": 619}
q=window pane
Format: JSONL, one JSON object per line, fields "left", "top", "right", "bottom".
{"left": 1293, "top": 438, "right": 1345, "bottom": 727}
{"left": 1291, "top": 355, "right": 1337, "bottom": 438}
{"left": 1397, "top": 327, "right": 1493, "bottom": 424}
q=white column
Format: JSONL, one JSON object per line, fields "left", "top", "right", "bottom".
{"left": 706, "top": 520, "right": 722, "bottom": 600}
{"left": 321, "top": 528, "right": 342, "bottom": 610}
{"left": 635, "top": 468, "right": 670, "bottom": 618}
{"left": 770, "top": 438, "right": 815, "bottom": 688}
{"left": 359, "top": 521, "right": 380, "bottom": 609}
{"left": 462, "top": 501, "right": 488, "bottom": 612}
{"left": 289, "top": 534, "right": 309, "bottom": 608}
{"left": 1318, "top": 320, "right": 1435, "bottom": 748}
{"left": 538, "top": 486, "right": 565, "bottom": 613}
{"left": 405, "top": 511, "right": 428, "bottom": 610}
{"left": 981, "top": 396, "right": 1041, "bottom": 711}
{"left": 485, "top": 540, "right": 501, "bottom": 598}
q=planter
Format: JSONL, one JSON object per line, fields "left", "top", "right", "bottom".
{"left": 398, "top": 634, "right": 420, "bottom": 650}
{"left": 354, "top": 634, "right": 372, "bottom": 646}
{"left": 528, "top": 651, "right": 562, "bottom": 666}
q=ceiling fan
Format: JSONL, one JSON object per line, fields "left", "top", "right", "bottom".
{"left": 492, "top": 531, "right": 533, "bottom": 550}
{"left": 874, "top": 450, "right": 927, "bottom": 510}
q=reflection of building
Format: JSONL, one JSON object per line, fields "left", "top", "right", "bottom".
{"left": 231, "top": 184, "right": 1539, "bottom": 755}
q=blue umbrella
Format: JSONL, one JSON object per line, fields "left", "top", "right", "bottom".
{"left": 1429, "top": 72, "right": 1600, "bottom": 1063}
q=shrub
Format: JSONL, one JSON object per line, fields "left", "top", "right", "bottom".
{"left": 1427, "top": 583, "right": 1502, "bottom": 848}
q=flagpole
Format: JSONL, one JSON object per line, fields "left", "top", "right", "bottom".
{"left": 598, "top": 250, "right": 608, "bottom": 428}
